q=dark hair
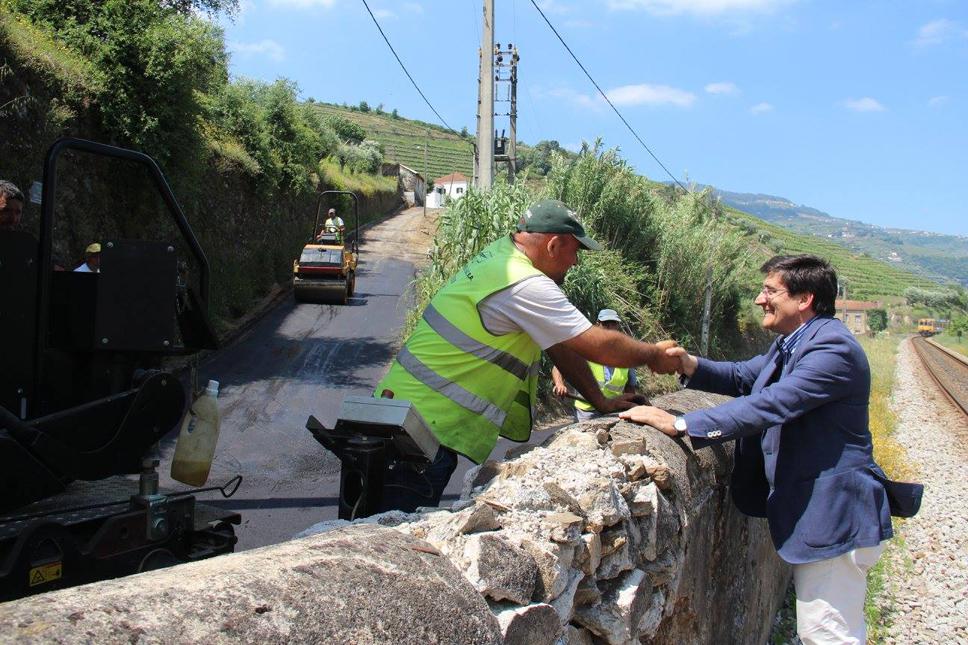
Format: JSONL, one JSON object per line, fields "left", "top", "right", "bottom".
{"left": 760, "top": 254, "right": 837, "bottom": 316}
{"left": 0, "top": 180, "right": 24, "bottom": 203}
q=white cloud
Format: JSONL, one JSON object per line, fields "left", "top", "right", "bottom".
{"left": 228, "top": 39, "right": 286, "bottom": 61}
{"left": 928, "top": 95, "right": 949, "bottom": 108}
{"left": 844, "top": 97, "right": 886, "bottom": 112}
{"left": 913, "top": 19, "right": 968, "bottom": 47}
{"left": 606, "top": 0, "right": 791, "bottom": 16}
{"left": 705, "top": 81, "right": 739, "bottom": 95}
{"left": 606, "top": 83, "right": 696, "bottom": 107}
{"left": 403, "top": 2, "right": 424, "bottom": 13}
{"left": 373, "top": 8, "right": 395, "bottom": 18}
{"left": 543, "top": 86, "right": 601, "bottom": 110}
{"left": 538, "top": 0, "right": 573, "bottom": 14}
{"left": 750, "top": 102, "right": 773, "bottom": 114}
{"left": 268, "top": 0, "right": 337, "bottom": 8}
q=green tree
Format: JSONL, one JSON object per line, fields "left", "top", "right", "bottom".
{"left": 325, "top": 115, "right": 366, "bottom": 144}
{"left": 8, "top": 0, "right": 228, "bottom": 169}
{"left": 358, "top": 100, "right": 370, "bottom": 113}
{"left": 868, "top": 309, "right": 888, "bottom": 334}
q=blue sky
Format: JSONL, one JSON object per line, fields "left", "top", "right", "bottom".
{"left": 218, "top": 0, "right": 967, "bottom": 236}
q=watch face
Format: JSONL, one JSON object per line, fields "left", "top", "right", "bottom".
{"left": 674, "top": 416, "right": 687, "bottom": 432}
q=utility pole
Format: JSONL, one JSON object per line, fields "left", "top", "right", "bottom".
{"left": 475, "top": 0, "right": 494, "bottom": 189}
{"left": 494, "top": 43, "right": 519, "bottom": 183}
{"left": 700, "top": 264, "right": 713, "bottom": 356}
{"left": 422, "top": 136, "right": 429, "bottom": 218}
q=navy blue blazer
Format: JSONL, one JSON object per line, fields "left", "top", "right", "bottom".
{"left": 682, "top": 316, "right": 893, "bottom": 564}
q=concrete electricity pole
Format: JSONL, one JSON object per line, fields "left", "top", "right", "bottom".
{"left": 422, "top": 136, "right": 429, "bottom": 218}
{"left": 475, "top": 0, "right": 494, "bottom": 189}
{"left": 494, "top": 43, "right": 519, "bottom": 183}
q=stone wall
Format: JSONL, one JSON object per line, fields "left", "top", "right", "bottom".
{"left": 0, "top": 390, "right": 789, "bottom": 643}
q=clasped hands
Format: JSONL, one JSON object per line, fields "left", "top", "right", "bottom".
{"left": 618, "top": 340, "right": 698, "bottom": 438}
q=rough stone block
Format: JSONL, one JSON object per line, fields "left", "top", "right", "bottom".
{"left": 546, "top": 430, "right": 601, "bottom": 452}
{"left": 549, "top": 569, "right": 585, "bottom": 623}
{"left": 544, "top": 511, "right": 584, "bottom": 543}
{"left": 647, "top": 464, "right": 672, "bottom": 491}
{"left": 629, "top": 481, "right": 658, "bottom": 517}
{"left": 562, "top": 624, "right": 596, "bottom": 645}
{"left": 575, "top": 532, "right": 602, "bottom": 575}
{"left": 464, "top": 533, "right": 539, "bottom": 605}
{"left": 456, "top": 503, "right": 501, "bottom": 535}
{"left": 636, "top": 588, "right": 666, "bottom": 640}
{"left": 597, "top": 526, "right": 633, "bottom": 580}
{"left": 543, "top": 481, "right": 584, "bottom": 514}
{"left": 573, "top": 568, "right": 652, "bottom": 645}
{"left": 493, "top": 602, "right": 562, "bottom": 645}
{"left": 577, "top": 479, "right": 630, "bottom": 532}
{"left": 574, "top": 575, "right": 601, "bottom": 608}
{"left": 462, "top": 460, "right": 505, "bottom": 499}
{"left": 516, "top": 537, "right": 575, "bottom": 602}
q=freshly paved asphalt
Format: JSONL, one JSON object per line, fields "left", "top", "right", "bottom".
{"left": 156, "top": 208, "right": 567, "bottom": 550}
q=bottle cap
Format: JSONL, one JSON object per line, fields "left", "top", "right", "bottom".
{"left": 205, "top": 379, "right": 220, "bottom": 396}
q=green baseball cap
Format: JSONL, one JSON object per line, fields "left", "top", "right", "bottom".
{"left": 516, "top": 199, "right": 601, "bottom": 251}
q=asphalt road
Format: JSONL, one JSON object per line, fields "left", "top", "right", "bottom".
{"left": 156, "top": 207, "right": 568, "bottom": 551}
{"left": 157, "top": 207, "right": 431, "bottom": 549}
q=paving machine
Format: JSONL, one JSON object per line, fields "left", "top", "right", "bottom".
{"left": 306, "top": 396, "right": 439, "bottom": 520}
{"left": 0, "top": 138, "right": 240, "bottom": 601}
{"left": 292, "top": 190, "right": 359, "bottom": 304}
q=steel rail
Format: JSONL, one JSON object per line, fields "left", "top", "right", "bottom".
{"left": 911, "top": 336, "right": 968, "bottom": 419}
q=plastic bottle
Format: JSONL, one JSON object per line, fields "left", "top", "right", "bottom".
{"left": 170, "top": 380, "right": 221, "bottom": 486}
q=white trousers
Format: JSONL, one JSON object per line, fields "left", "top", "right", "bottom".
{"left": 793, "top": 542, "right": 885, "bottom": 645}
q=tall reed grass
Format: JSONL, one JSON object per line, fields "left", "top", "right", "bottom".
{"left": 404, "top": 144, "right": 760, "bottom": 394}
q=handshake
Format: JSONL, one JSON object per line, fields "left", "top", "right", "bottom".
{"left": 647, "top": 339, "right": 698, "bottom": 377}
{"left": 621, "top": 339, "right": 698, "bottom": 438}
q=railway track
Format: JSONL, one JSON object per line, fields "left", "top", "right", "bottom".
{"left": 911, "top": 336, "right": 968, "bottom": 419}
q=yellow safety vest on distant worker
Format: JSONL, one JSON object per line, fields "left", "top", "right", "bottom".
{"left": 375, "top": 236, "right": 542, "bottom": 463}
{"left": 574, "top": 363, "right": 629, "bottom": 411}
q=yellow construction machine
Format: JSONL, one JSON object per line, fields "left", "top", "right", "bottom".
{"left": 293, "top": 191, "right": 359, "bottom": 304}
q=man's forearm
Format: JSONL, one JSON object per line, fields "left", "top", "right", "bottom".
{"left": 565, "top": 326, "right": 662, "bottom": 368}
{"left": 546, "top": 344, "right": 608, "bottom": 409}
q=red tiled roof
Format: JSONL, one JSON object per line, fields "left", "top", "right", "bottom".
{"left": 433, "top": 172, "right": 468, "bottom": 185}
{"left": 835, "top": 299, "right": 881, "bottom": 311}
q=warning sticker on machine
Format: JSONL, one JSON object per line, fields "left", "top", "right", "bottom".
{"left": 29, "top": 562, "right": 62, "bottom": 586}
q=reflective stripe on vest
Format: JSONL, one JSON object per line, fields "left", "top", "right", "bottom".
{"left": 574, "top": 362, "right": 629, "bottom": 411}
{"left": 376, "top": 236, "right": 543, "bottom": 463}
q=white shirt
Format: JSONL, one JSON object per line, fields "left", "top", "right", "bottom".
{"left": 324, "top": 216, "right": 344, "bottom": 228}
{"left": 478, "top": 275, "right": 591, "bottom": 350}
{"left": 74, "top": 262, "right": 97, "bottom": 273}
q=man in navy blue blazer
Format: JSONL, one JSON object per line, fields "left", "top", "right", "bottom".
{"left": 620, "top": 255, "right": 897, "bottom": 645}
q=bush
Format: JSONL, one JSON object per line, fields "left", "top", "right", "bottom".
{"left": 326, "top": 115, "right": 367, "bottom": 144}
{"left": 205, "top": 78, "right": 336, "bottom": 191}
{"left": 868, "top": 309, "right": 888, "bottom": 333}
{"left": 8, "top": 0, "right": 228, "bottom": 170}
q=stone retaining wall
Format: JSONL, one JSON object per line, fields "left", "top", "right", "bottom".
{"left": 0, "top": 390, "right": 789, "bottom": 644}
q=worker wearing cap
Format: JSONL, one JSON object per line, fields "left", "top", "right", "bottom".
{"left": 551, "top": 309, "right": 640, "bottom": 422}
{"left": 74, "top": 243, "right": 101, "bottom": 273}
{"left": 375, "top": 199, "right": 680, "bottom": 512}
{"left": 323, "top": 208, "right": 345, "bottom": 236}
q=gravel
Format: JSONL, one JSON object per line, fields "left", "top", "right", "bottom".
{"left": 882, "top": 338, "right": 968, "bottom": 644}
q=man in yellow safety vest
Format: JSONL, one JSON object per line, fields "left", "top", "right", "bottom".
{"left": 551, "top": 309, "right": 640, "bottom": 422}
{"left": 375, "top": 199, "right": 680, "bottom": 512}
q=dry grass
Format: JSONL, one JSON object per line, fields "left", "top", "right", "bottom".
{"left": 860, "top": 335, "right": 913, "bottom": 481}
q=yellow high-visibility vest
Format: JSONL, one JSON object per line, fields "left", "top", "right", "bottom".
{"left": 376, "top": 236, "right": 542, "bottom": 463}
{"left": 574, "top": 363, "right": 629, "bottom": 411}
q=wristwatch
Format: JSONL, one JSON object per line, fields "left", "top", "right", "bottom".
{"left": 673, "top": 416, "right": 688, "bottom": 438}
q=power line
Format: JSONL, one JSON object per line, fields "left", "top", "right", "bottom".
{"left": 360, "top": 0, "right": 457, "bottom": 134}
{"left": 528, "top": 0, "right": 688, "bottom": 193}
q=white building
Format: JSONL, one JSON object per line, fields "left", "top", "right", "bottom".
{"left": 427, "top": 172, "right": 468, "bottom": 208}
